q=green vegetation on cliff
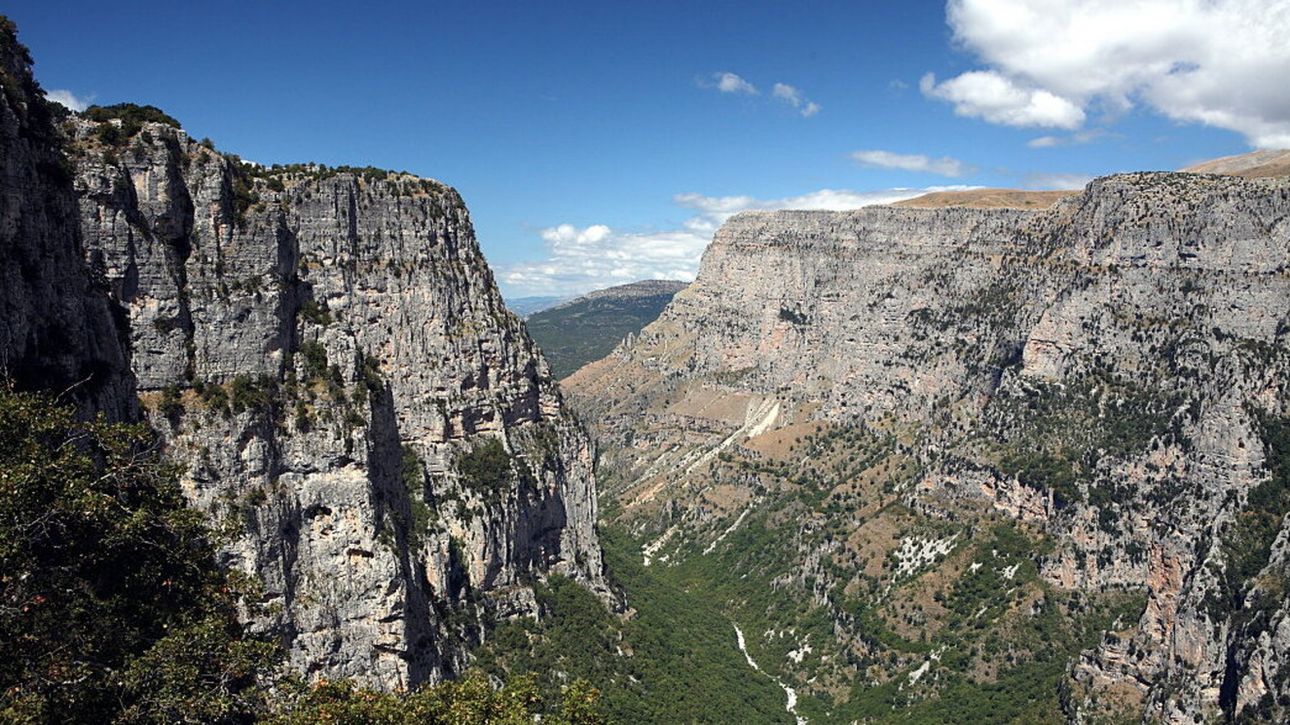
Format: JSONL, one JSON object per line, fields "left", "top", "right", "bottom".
{"left": 0, "top": 386, "right": 604, "bottom": 724}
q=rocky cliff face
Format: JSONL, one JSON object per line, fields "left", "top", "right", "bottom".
{"left": 62, "top": 116, "right": 609, "bottom": 687}
{"left": 0, "top": 22, "right": 606, "bottom": 690}
{"left": 0, "top": 20, "right": 134, "bottom": 418}
{"left": 568, "top": 173, "right": 1290, "bottom": 722}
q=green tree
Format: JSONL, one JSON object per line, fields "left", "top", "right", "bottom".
{"left": 0, "top": 385, "right": 276, "bottom": 723}
{"left": 265, "top": 670, "right": 604, "bottom": 725}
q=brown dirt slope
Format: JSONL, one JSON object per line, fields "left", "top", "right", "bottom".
{"left": 1182, "top": 149, "right": 1290, "bottom": 178}
{"left": 892, "top": 188, "right": 1076, "bottom": 209}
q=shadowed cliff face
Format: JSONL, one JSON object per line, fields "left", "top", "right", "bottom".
{"left": 0, "top": 21, "right": 607, "bottom": 689}
{"left": 0, "top": 20, "right": 134, "bottom": 418}
{"left": 568, "top": 174, "right": 1290, "bottom": 723}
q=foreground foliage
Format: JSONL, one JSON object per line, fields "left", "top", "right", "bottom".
{"left": 0, "top": 386, "right": 274, "bottom": 723}
{"left": 266, "top": 672, "right": 603, "bottom": 725}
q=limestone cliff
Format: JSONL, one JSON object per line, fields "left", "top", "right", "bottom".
{"left": 569, "top": 173, "right": 1290, "bottom": 722}
{"left": 0, "top": 19, "right": 133, "bottom": 418}
{"left": 0, "top": 22, "right": 606, "bottom": 690}
{"left": 64, "top": 114, "right": 608, "bottom": 687}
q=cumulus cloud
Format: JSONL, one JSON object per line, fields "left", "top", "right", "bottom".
{"left": 924, "top": 0, "right": 1290, "bottom": 148}
{"left": 540, "top": 224, "right": 612, "bottom": 246}
{"left": 850, "top": 149, "right": 974, "bottom": 177}
{"left": 772, "top": 83, "right": 821, "bottom": 117}
{"left": 500, "top": 187, "right": 968, "bottom": 296}
{"left": 45, "top": 89, "right": 91, "bottom": 112}
{"left": 709, "top": 71, "right": 758, "bottom": 95}
{"left": 920, "top": 71, "right": 1085, "bottom": 129}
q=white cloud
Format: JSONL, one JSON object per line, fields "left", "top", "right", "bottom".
{"left": 850, "top": 149, "right": 974, "bottom": 177}
{"left": 1026, "top": 129, "right": 1112, "bottom": 148}
{"left": 710, "top": 71, "right": 758, "bottom": 95}
{"left": 540, "top": 223, "right": 612, "bottom": 246}
{"left": 771, "top": 83, "right": 801, "bottom": 104}
{"left": 1025, "top": 173, "right": 1096, "bottom": 190}
{"left": 500, "top": 187, "right": 966, "bottom": 296}
{"left": 926, "top": 0, "right": 1290, "bottom": 148}
{"left": 920, "top": 71, "right": 1086, "bottom": 129}
{"left": 502, "top": 224, "right": 710, "bottom": 298}
{"left": 45, "top": 89, "right": 91, "bottom": 112}
{"left": 772, "top": 82, "right": 821, "bottom": 117}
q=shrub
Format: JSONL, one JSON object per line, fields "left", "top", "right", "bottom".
{"left": 229, "top": 374, "right": 273, "bottom": 415}
{"left": 159, "top": 383, "right": 184, "bottom": 420}
{"left": 299, "top": 298, "right": 332, "bottom": 326}
{"left": 299, "top": 341, "right": 329, "bottom": 381}
{"left": 458, "top": 438, "right": 512, "bottom": 496}
{"left": 84, "top": 102, "right": 181, "bottom": 129}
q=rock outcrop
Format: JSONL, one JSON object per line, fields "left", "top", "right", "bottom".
{"left": 0, "top": 19, "right": 134, "bottom": 418}
{"left": 66, "top": 116, "right": 608, "bottom": 687}
{"left": 568, "top": 173, "right": 1290, "bottom": 722}
{"left": 0, "top": 21, "right": 606, "bottom": 690}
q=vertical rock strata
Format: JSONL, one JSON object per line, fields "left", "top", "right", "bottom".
{"left": 569, "top": 175, "right": 1290, "bottom": 722}
{"left": 63, "top": 117, "right": 608, "bottom": 687}
{"left": 1, "top": 23, "right": 605, "bottom": 688}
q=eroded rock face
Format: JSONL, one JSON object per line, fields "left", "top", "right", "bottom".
{"left": 568, "top": 174, "right": 1290, "bottom": 722}
{"left": 0, "top": 23, "right": 134, "bottom": 418}
{"left": 6, "top": 93, "right": 607, "bottom": 686}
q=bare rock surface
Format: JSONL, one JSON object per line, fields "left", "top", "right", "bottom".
{"left": 63, "top": 116, "right": 609, "bottom": 687}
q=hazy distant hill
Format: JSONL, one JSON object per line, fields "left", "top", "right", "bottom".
{"left": 506, "top": 294, "right": 571, "bottom": 318}
{"left": 526, "top": 280, "right": 687, "bottom": 378}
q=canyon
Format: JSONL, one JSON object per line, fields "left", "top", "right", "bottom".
{"left": 5, "top": 11, "right": 1290, "bottom": 722}
{"left": 568, "top": 171, "right": 1290, "bottom": 722}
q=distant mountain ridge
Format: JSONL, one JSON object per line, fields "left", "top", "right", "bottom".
{"left": 506, "top": 294, "right": 572, "bottom": 318}
{"left": 548, "top": 279, "right": 687, "bottom": 309}
{"left": 525, "top": 280, "right": 687, "bottom": 379}
{"left": 893, "top": 188, "right": 1077, "bottom": 209}
{"left": 889, "top": 149, "right": 1290, "bottom": 211}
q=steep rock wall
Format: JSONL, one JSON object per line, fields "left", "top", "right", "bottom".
{"left": 569, "top": 173, "right": 1290, "bottom": 722}
{"left": 61, "top": 115, "right": 608, "bottom": 687}
{"left": 0, "top": 21, "right": 134, "bottom": 417}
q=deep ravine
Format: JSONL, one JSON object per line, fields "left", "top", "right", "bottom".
{"left": 733, "top": 622, "right": 807, "bottom": 725}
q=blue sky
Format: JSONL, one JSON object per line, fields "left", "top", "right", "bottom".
{"left": 8, "top": 1, "right": 1287, "bottom": 297}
